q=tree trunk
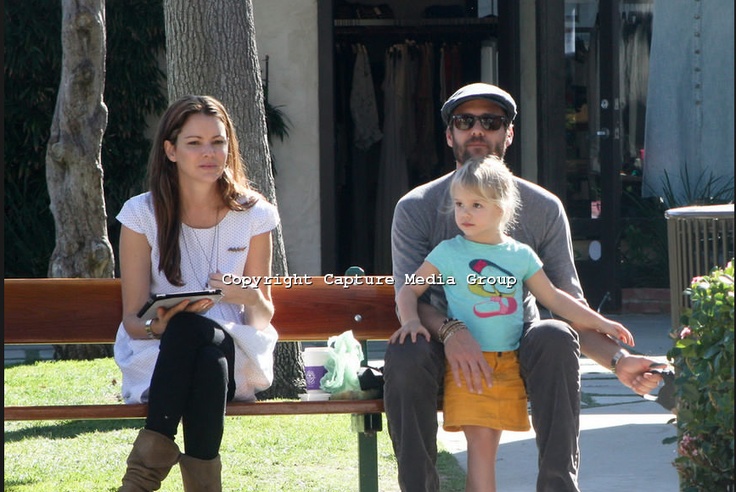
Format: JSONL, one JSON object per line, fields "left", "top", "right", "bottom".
{"left": 46, "top": 0, "right": 114, "bottom": 360}
{"left": 164, "top": 0, "right": 300, "bottom": 398}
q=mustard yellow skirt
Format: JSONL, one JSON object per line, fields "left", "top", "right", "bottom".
{"left": 442, "top": 350, "right": 530, "bottom": 432}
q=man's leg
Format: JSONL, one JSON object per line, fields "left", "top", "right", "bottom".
{"left": 519, "top": 319, "right": 581, "bottom": 492}
{"left": 383, "top": 337, "right": 445, "bottom": 492}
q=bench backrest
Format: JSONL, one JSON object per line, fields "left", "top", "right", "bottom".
{"left": 4, "top": 277, "right": 400, "bottom": 344}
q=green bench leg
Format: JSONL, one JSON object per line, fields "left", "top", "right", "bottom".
{"left": 350, "top": 266, "right": 382, "bottom": 492}
{"left": 353, "top": 413, "right": 382, "bottom": 492}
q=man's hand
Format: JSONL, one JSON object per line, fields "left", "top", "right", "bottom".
{"left": 615, "top": 353, "right": 665, "bottom": 396}
{"left": 444, "top": 329, "right": 493, "bottom": 394}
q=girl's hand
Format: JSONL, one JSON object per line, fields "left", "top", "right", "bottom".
{"left": 598, "top": 321, "right": 635, "bottom": 347}
{"left": 389, "top": 319, "right": 431, "bottom": 344}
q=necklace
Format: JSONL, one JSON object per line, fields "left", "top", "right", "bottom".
{"left": 181, "top": 207, "right": 221, "bottom": 289}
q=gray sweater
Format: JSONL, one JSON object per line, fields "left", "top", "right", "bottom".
{"left": 391, "top": 171, "right": 585, "bottom": 322}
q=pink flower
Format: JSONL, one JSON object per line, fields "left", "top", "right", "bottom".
{"left": 678, "top": 433, "right": 700, "bottom": 458}
{"left": 679, "top": 326, "right": 692, "bottom": 339}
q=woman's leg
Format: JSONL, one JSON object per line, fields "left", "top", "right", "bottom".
{"left": 181, "top": 333, "right": 235, "bottom": 459}
{"left": 463, "top": 425, "right": 502, "bottom": 492}
{"left": 145, "top": 312, "right": 233, "bottom": 441}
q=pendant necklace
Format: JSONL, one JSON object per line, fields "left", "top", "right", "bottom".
{"left": 182, "top": 207, "right": 221, "bottom": 290}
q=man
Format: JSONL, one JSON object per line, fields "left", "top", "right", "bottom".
{"left": 384, "top": 83, "right": 664, "bottom": 491}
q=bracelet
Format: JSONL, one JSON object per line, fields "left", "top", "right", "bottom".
{"left": 610, "top": 348, "right": 629, "bottom": 373}
{"left": 144, "top": 318, "right": 160, "bottom": 339}
{"left": 438, "top": 318, "right": 467, "bottom": 344}
{"left": 438, "top": 318, "right": 458, "bottom": 341}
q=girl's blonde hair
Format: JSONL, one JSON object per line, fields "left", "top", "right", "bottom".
{"left": 451, "top": 156, "right": 520, "bottom": 232}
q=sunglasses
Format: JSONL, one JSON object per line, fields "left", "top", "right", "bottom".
{"left": 451, "top": 114, "right": 510, "bottom": 131}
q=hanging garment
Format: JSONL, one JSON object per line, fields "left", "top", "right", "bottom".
{"left": 374, "top": 43, "right": 416, "bottom": 274}
{"left": 409, "top": 42, "right": 439, "bottom": 183}
{"left": 643, "top": 0, "right": 734, "bottom": 202}
{"left": 621, "top": 14, "right": 652, "bottom": 163}
{"left": 350, "top": 44, "right": 383, "bottom": 151}
{"left": 349, "top": 44, "right": 382, "bottom": 272}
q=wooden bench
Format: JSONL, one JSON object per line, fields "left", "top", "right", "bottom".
{"left": 4, "top": 276, "right": 400, "bottom": 492}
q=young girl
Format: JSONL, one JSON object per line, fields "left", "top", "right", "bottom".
{"left": 115, "top": 95, "right": 279, "bottom": 491}
{"left": 392, "top": 155, "right": 634, "bottom": 492}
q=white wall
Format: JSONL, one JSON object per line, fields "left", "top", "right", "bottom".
{"left": 253, "top": 0, "right": 322, "bottom": 274}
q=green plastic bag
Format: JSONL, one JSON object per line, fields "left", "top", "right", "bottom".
{"left": 321, "top": 330, "right": 363, "bottom": 394}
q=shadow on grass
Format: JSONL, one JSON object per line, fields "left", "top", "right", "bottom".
{"left": 4, "top": 418, "right": 144, "bottom": 443}
{"left": 437, "top": 449, "right": 467, "bottom": 491}
{"left": 4, "top": 478, "right": 35, "bottom": 491}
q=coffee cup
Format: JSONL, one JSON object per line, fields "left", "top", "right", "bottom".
{"left": 303, "top": 347, "right": 331, "bottom": 393}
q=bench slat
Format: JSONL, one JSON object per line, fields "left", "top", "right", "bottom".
{"left": 3, "top": 400, "right": 385, "bottom": 421}
{"left": 4, "top": 277, "right": 400, "bottom": 344}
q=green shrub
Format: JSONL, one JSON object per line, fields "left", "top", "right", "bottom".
{"left": 667, "top": 260, "right": 735, "bottom": 490}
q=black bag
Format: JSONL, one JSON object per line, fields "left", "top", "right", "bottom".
{"left": 358, "top": 366, "right": 384, "bottom": 398}
{"left": 644, "top": 367, "right": 676, "bottom": 413}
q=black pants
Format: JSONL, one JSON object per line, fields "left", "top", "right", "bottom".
{"left": 145, "top": 311, "right": 236, "bottom": 460}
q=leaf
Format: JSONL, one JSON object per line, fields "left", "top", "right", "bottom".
{"left": 670, "top": 262, "right": 735, "bottom": 487}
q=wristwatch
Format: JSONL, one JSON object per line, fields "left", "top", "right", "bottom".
{"left": 144, "top": 318, "right": 160, "bottom": 339}
{"left": 610, "top": 348, "right": 629, "bottom": 373}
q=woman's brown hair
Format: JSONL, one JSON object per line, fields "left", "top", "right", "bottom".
{"left": 148, "top": 95, "right": 257, "bottom": 286}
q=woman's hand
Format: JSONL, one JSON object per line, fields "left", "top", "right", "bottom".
{"left": 207, "top": 272, "right": 262, "bottom": 307}
{"left": 147, "top": 298, "right": 215, "bottom": 336}
{"left": 202, "top": 232, "right": 275, "bottom": 332}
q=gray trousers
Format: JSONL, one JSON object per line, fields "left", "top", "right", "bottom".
{"left": 383, "top": 319, "right": 581, "bottom": 492}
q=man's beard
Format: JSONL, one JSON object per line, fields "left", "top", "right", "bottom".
{"left": 454, "top": 137, "right": 506, "bottom": 163}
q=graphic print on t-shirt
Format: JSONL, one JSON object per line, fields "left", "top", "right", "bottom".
{"left": 467, "top": 258, "right": 519, "bottom": 318}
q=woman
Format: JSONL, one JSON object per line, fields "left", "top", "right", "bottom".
{"left": 115, "top": 95, "right": 279, "bottom": 491}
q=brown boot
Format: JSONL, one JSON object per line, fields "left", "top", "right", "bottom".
{"left": 179, "top": 454, "right": 222, "bottom": 491}
{"left": 118, "top": 429, "right": 181, "bottom": 491}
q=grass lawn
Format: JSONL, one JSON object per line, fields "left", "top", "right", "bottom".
{"left": 4, "top": 358, "right": 466, "bottom": 491}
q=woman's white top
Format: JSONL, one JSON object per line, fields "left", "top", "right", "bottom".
{"left": 114, "top": 192, "right": 280, "bottom": 404}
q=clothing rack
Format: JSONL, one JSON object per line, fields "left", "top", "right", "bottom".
{"left": 334, "top": 18, "right": 497, "bottom": 27}
{"left": 334, "top": 17, "right": 497, "bottom": 39}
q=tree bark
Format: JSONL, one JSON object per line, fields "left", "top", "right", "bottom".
{"left": 46, "top": 0, "right": 114, "bottom": 360}
{"left": 164, "top": 0, "right": 300, "bottom": 398}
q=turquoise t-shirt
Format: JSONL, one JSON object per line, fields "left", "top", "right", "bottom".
{"left": 425, "top": 235, "right": 543, "bottom": 351}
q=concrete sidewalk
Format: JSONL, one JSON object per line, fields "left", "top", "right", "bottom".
{"left": 437, "top": 313, "right": 680, "bottom": 491}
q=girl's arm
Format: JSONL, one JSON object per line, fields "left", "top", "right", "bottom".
{"left": 391, "top": 261, "right": 439, "bottom": 344}
{"left": 526, "top": 269, "right": 635, "bottom": 346}
{"left": 209, "top": 231, "right": 274, "bottom": 331}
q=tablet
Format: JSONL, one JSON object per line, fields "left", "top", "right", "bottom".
{"left": 137, "top": 289, "right": 223, "bottom": 320}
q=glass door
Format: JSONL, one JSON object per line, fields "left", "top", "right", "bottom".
{"left": 563, "top": 0, "right": 654, "bottom": 311}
